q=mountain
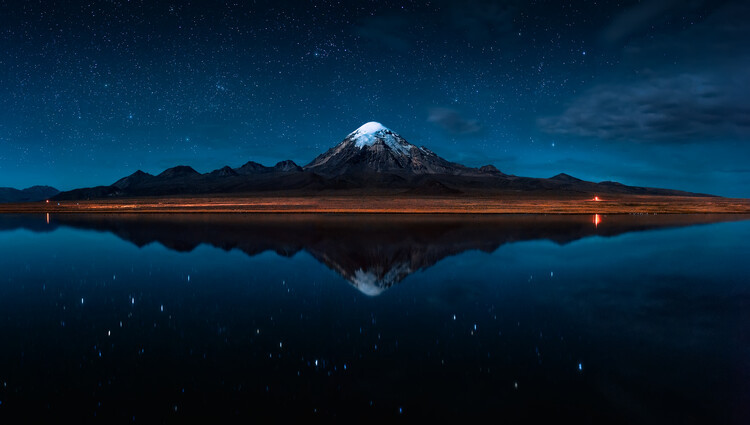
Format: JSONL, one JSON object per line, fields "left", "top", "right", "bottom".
{"left": 0, "top": 186, "right": 59, "bottom": 203}
{"left": 550, "top": 173, "right": 583, "bottom": 183}
{"left": 235, "top": 161, "right": 269, "bottom": 175}
{"left": 113, "top": 170, "right": 154, "bottom": 190}
{"left": 305, "top": 122, "right": 483, "bottom": 177}
{"left": 51, "top": 121, "right": 712, "bottom": 200}
{"left": 208, "top": 166, "right": 238, "bottom": 177}
{"left": 158, "top": 165, "right": 200, "bottom": 179}
{"left": 234, "top": 160, "right": 302, "bottom": 175}
{"left": 273, "top": 160, "right": 303, "bottom": 173}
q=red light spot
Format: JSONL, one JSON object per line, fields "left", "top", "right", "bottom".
{"left": 594, "top": 214, "right": 601, "bottom": 228}
{"left": 593, "top": 196, "right": 601, "bottom": 201}
{"left": 46, "top": 200, "right": 49, "bottom": 204}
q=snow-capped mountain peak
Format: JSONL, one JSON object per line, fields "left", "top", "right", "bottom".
{"left": 347, "top": 122, "right": 413, "bottom": 156}
{"left": 351, "top": 121, "right": 387, "bottom": 138}
{"left": 304, "top": 121, "right": 477, "bottom": 177}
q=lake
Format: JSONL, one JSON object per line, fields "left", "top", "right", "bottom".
{"left": 0, "top": 213, "right": 748, "bottom": 423}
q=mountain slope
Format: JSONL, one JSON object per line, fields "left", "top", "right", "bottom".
{"left": 51, "top": 121, "right": 713, "bottom": 200}
{"left": 53, "top": 160, "right": 308, "bottom": 200}
{"left": 0, "top": 186, "right": 59, "bottom": 203}
{"left": 305, "top": 122, "right": 492, "bottom": 177}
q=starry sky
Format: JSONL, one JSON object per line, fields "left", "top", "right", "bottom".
{"left": 1, "top": 0, "right": 748, "bottom": 196}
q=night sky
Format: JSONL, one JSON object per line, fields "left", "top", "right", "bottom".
{"left": 1, "top": 0, "right": 748, "bottom": 196}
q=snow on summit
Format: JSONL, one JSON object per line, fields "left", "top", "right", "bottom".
{"left": 352, "top": 121, "right": 387, "bottom": 137}
{"left": 349, "top": 122, "right": 413, "bottom": 156}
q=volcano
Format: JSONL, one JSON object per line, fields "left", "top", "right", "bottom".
{"left": 304, "top": 122, "right": 488, "bottom": 177}
{"left": 51, "top": 121, "right": 712, "bottom": 200}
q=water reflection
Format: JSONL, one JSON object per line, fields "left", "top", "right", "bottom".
{"left": 3, "top": 213, "right": 746, "bottom": 295}
{"left": 0, "top": 213, "right": 748, "bottom": 422}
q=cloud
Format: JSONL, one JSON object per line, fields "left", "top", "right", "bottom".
{"left": 355, "top": 1, "right": 520, "bottom": 50}
{"left": 355, "top": 15, "right": 413, "bottom": 51}
{"left": 538, "top": 72, "right": 750, "bottom": 143}
{"left": 601, "top": 0, "right": 688, "bottom": 45}
{"left": 428, "top": 108, "right": 482, "bottom": 136}
{"left": 554, "top": 1, "right": 750, "bottom": 143}
{"left": 439, "top": 0, "right": 519, "bottom": 41}
{"left": 614, "top": 1, "right": 750, "bottom": 68}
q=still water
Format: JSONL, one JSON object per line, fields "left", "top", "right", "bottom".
{"left": 0, "top": 213, "right": 748, "bottom": 423}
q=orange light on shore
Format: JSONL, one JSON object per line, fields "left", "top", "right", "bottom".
{"left": 46, "top": 200, "right": 49, "bottom": 204}
{"left": 593, "top": 196, "right": 601, "bottom": 201}
{"left": 594, "top": 214, "right": 601, "bottom": 228}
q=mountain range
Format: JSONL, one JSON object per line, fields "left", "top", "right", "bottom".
{"left": 0, "top": 186, "right": 59, "bottom": 203}
{"left": 40, "top": 122, "right": 711, "bottom": 200}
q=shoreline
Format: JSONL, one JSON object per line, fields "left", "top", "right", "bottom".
{"left": 1, "top": 195, "right": 749, "bottom": 214}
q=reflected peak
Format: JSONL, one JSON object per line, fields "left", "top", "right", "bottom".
{"left": 3, "top": 213, "right": 746, "bottom": 296}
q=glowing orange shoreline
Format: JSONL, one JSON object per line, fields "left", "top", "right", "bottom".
{"left": 2, "top": 195, "right": 749, "bottom": 214}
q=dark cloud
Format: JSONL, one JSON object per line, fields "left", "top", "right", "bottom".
{"left": 355, "top": 0, "right": 519, "bottom": 51}
{"left": 555, "top": 1, "right": 750, "bottom": 144}
{"left": 428, "top": 108, "right": 482, "bottom": 136}
{"left": 355, "top": 15, "right": 413, "bottom": 51}
{"left": 601, "top": 0, "right": 688, "bottom": 45}
{"left": 615, "top": 1, "right": 750, "bottom": 68}
{"left": 538, "top": 72, "right": 750, "bottom": 143}
{"left": 440, "top": 0, "right": 519, "bottom": 41}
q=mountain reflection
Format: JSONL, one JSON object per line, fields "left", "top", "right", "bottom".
{"left": 3, "top": 213, "right": 746, "bottom": 295}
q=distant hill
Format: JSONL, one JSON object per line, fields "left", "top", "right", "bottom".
{"left": 53, "top": 122, "right": 712, "bottom": 200}
{"left": 0, "top": 186, "right": 59, "bottom": 203}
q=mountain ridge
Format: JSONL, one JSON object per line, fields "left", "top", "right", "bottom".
{"left": 0, "top": 185, "right": 59, "bottom": 203}
{"left": 51, "top": 122, "right": 714, "bottom": 200}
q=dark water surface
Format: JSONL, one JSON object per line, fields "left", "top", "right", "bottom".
{"left": 0, "top": 213, "right": 748, "bottom": 423}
